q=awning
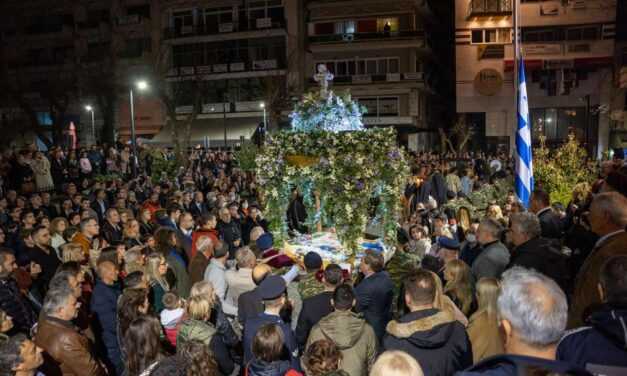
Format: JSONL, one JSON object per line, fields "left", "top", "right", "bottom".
{"left": 146, "top": 117, "right": 260, "bottom": 146}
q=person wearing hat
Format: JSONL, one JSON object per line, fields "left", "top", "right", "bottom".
{"left": 257, "top": 233, "right": 293, "bottom": 269}
{"left": 243, "top": 275, "right": 299, "bottom": 369}
{"left": 296, "top": 252, "right": 325, "bottom": 300}
{"left": 437, "top": 236, "right": 460, "bottom": 264}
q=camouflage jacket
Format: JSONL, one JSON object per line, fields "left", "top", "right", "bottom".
{"left": 297, "top": 272, "right": 325, "bottom": 300}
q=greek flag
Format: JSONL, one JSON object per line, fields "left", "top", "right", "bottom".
{"left": 515, "top": 57, "right": 534, "bottom": 208}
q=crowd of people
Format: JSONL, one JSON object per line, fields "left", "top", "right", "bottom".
{"left": 0, "top": 142, "right": 625, "bottom": 376}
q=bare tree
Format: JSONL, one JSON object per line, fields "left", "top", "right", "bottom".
{"left": 151, "top": 43, "right": 204, "bottom": 167}
{"left": 439, "top": 115, "right": 473, "bottom": 155}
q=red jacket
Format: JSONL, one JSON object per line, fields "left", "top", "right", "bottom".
{"left": 190, "top": 229, "right": 220, "bottom": 260}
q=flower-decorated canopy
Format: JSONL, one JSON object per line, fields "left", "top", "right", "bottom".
{"left": 256, "top": 65, "right": 409, "bottom": 255}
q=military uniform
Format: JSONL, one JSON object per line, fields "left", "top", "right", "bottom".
{"left": 297, "top": 272, "right": 325, "bottom": 300}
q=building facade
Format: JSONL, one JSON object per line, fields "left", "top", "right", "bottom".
{"left": 456, "top": 0, "right": 617, "bottom": 157}
{"left": 0, "top": 0, "right": 161, "bottom": 146}
{"left": 151, "top": 0, "right": 302, "bottom": 146}
{"left": 304, "top": 0, "right": 453, "bottom": 150}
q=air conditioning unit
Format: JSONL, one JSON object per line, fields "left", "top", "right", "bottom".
{"left": 342, "top": 33, "right": 354, "bottom": 41}
{"left": 219, "top": 23, "right": 234, "bottom": 33}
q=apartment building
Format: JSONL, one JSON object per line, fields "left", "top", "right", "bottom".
{"left": 0, "top": 0, "right": 160, "bottom": 145}
{"left": 456, "top": 0, "right": 616, "bottom": 157}
{"left": 149, "top": 0, "right": 303, "bottom": 146}
{"left": 304, "top": 0, "right": 452, "bottom": 149}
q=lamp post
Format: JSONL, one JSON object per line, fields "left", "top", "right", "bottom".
{"left": 260, "top": 102, "right": 266, "bottom": 129}
{"left": 129, "top": 80, "right": 149, "bottom": 177}
{"left": 84, "top": 105, "right": 95, "bottom": 144}
{"left": 223, "top": 94, "right": 228, "bottom": 150}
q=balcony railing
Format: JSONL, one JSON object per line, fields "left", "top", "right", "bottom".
{"left": 467, "top": 0, "right": 512, "bottom": 18}
{"left": 163, "top": 18, "right": 286, "bottom": 40}
{"left": 309, "top": 30, "right": 425, "bottom": 44}
{"left": 167, "top": 58, "right": 286, "bottom": 78}
{"left": 307, "top": 72, "right": 423, "bottom": 85}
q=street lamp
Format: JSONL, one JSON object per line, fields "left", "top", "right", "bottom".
{"left": 129, "top": 80, "right": 149, "bottom": 177}
{"left": 84, "top": 105, "right": 95, "bottom": 144}
{"left": 260, "top": 102, "right": 267, "bottom": 129}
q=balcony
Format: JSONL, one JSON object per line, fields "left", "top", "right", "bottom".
{"left": 163, "top": 18, "right": 286, "bottom": 40}
{"left": 307, "top": 72, "right": 423, "bottom": 85}
{"left": 467, "top": 0, "right": 512, "bottom": 19}
{"left": 309, "top": 30, "right": 424, "bottom": 44}
{"left": 166, "top": 58, "right": 286, "bottom": 82}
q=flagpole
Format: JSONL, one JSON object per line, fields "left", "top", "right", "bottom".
{"left": 513, "top": 0, "right": 520, "bottom": 131}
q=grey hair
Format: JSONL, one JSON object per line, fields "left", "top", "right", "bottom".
{"left": 510, "top": 212, "right": 541, "bottom": 239}
{"left": 497, "top": 267, "right": 567, "bottom": 347}
{"left": 80, "top": 217, "right": 97, "bottom": 232}
{"left": 196, "top": 236, "right": 213, "bottom": 254}
{"left": 235, "top": 247, "right": 256, "bottom": 268}
{"left": 479, "top": 218, "right": 503, "bottom": 239}
{"left": 42, "top": 286, "right": 74, "bottom": 316}
{"left": 592, "top": 192, "right": 627, "bottom": 227}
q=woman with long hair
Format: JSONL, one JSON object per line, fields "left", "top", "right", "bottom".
{"left": 467, "top": 278, "right": 503, "bottom": 362}
{"left": 124, "top": 316, "right": 162, "bottom": 376}
{"left": 146, "top": 252, "right": 170, "bottom": 313}
{"left": 156, "top": 227, "right": 190, "bottom": 298}
{"left": 428, "top": 270, "right": 468, "bottom": 326}
{"left": 50, "top": 217, "right": 69, "bottom": 257}
{"left": 302, "top": 339, "right": 348, "bottom": 376}
{"left": 124, "top": 219, "right": 144, "bottom": 249}
{"left": 177, "top": 291, "right": 234, "bottom": 376}
{"left": 189, "top": 281, "right": 238, "bottom": 348}
{"left": 177, "top": 340, "right": 220, "bottom": 376}
{"left": 443, "top": 260, "right": 476, "bottom": 316}
{"left": 117, "top": 288, "right": 150, "bottom": 364}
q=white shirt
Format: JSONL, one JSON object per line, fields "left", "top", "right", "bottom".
{"left": 204, "top": 258, "right": 238, "bottom": 316}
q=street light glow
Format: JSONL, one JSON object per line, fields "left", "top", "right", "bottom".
{"left": 260, "top": 102, "right": 265, "bottom": 109}
{"left": 85, "top": 105, "right": 93, "bottom": 111}
{"left": 136, "top": 80, "right": 149, "bottom": 91}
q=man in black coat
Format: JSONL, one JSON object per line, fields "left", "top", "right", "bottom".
{"left": 0, "top": 249, "right": 36, "bottom": 335}
{"left": 26, "top": 226, "right": 60, "bottom": 297}
{"left": 101, "top": 208, "right": 123, "bottom": 244}
{"left": 557, "top": 255, "right": 627, "bottom": 370}
{"left": 383, "top": 269, "right": 472, "bottom": 376}
{"left": 354, "top": 250, "right": 394, "bottom": 341}
{"left": 508, "top": 212, "right": 569, "bottom": 292}
{"left": 217, "top": 207, "right": 242, "bottom": 258}
{"left": 295, "top": 264, "right": 343, "bottom": 350}
{"left": 189, "top": 191, "right": 209, "bottom": 219}
{"left": 530, "top": 190, "right": 563, "bottom": 240}
{"left": 241, "top": 204, "right": 269, "bottom": 246}
{"left": 91, "top": 189, "right": 109, "bottom": 223}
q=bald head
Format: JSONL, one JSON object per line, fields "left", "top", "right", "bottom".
{"left": 252, "top": 264, "right": 272, "bottom": 285}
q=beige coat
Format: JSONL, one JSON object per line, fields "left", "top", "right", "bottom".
{"left": 467, "top": 310, "right": 504, "bottom": 363}
{"left": 225, "top": 267, "right": 255, "bottom": 310}
{"left": 570, "top": 231, "right": 627, "bottom": 327}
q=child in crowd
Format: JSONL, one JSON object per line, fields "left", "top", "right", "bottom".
{"left": 160, "top": 292, "right": 185, "bottom": 347}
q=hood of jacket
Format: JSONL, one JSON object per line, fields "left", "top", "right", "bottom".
{"left": 247, "top": 359, "right": 291, "bottom": 376}
{"left": 318, "top": 310, "right": 367, "bottom": 350}
{"left": 591, "top": 304, "right": 627, "bottom": 350}
{"left": 386, "top": 309, "right": 457, "bottom": 349}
